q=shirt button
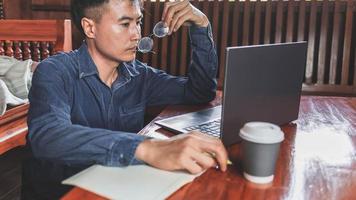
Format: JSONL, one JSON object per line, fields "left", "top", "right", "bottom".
{"left": 119, "top": 154, "right": 128, "bottom": 165}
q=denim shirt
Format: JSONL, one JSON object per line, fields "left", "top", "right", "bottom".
{"left": 27, "top": 24, "right": 218, "bottom": 167}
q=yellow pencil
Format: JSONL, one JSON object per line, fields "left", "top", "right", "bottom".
{"left": 205, "top": 152, "right": 233, "bottom": 165}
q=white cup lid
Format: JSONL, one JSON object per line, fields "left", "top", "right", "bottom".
{"left": 239, "top": 122, "right": 284, "bottom": 144}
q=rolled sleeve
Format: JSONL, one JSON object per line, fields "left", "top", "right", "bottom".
{"left": 189, "top": 23, "right": 215, "bottom": 52}
{"left": 108, "top": 133, "right": 147, "bottom": 166}
{"left": 145, "top": 23, "right": 218, "bottom": 106}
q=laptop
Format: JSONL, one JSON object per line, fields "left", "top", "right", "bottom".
{"left": 155, "top": 42, "right": 307, "bottom": 146}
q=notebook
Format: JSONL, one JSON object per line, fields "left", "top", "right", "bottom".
{"left": 62, "top": 164, "right": 201, "bottom": 200}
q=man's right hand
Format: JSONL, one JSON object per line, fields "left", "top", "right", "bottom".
{"left": 135, "top": 131, "right": 228, "bottom": 174}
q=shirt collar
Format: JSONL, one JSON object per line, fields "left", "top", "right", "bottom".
{"left": 121, "top": 61, "right": 140, "bottom": 78}
{"left": 77, "top": 43, "right": 99, "bottom": 79}
{"left": 77, "top": 43, "right": 140, "bottom": 79}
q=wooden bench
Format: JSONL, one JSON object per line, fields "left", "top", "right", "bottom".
{"left": 0, "top": 19, "right": 72, "bottom": 155}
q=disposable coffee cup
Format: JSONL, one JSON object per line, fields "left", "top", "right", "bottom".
{"left": 239, "top": 122, "right": 284, "bottom": 184}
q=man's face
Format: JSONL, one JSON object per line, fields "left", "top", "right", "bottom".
{"left": 92, "top": 0, "right": 142, "bottom": 63}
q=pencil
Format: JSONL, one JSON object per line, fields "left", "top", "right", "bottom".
{"left": 205, "top": 152, "right": 233, "bottom": 165}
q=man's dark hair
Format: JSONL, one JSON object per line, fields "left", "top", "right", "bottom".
{"left": 71, "top": 0, "right": 110, "bottom": 35}
{"left": 71, "top": 0, "right": 142, "bottom": 35}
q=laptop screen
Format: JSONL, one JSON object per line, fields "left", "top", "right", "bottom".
{"left": 221, "top": 42, "right": 307, "bottom": 146}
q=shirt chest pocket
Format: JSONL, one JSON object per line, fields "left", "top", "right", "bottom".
{"left": 117, "top": 102, "right": 145, "bottom": 132}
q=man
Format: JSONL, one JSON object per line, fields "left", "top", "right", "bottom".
{"left": 27, "top": 0, "right": 227, "bottom": 178}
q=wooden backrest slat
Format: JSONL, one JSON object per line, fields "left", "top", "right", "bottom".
{"left": 275, "top": 0, "right": 284, "bottom": 43}
{"left": 297, "top": 0, "right": 306, "bottom": 41}
{"left": 329, "top": 0, "right": 341, "bottom": 85}
{"left": 305, "top": 0, "right": 317, "bottom": 84}
{"left": 253, "top": 0, "right": 262, "bottom": 45}
{"left": 264, "top": 0, "right": 272, "bottom": 44}
{"left": 4, "top": 41, "right": 13, "bottom": 57}
{"left": 242, "top": 0, "right": 250, "bottom": 46}
{"left": 151, "top": 0, "right": 161, "bottom": 68}
{"left": 159, "top": 0, "right": 168, "bottom": 72}
{"left": 317, "top": 0, "right": 330, "bottom": 84}
{"left": 159, "top": 37, "right": 168, "bottom": 72}
{"left": 0, "top": 41, "right": 4, "bottom": 55}
{"left": 0, "top": 0, "right": 4, "bottom": 19}
{"left": 231, "top": 0, "right": 240, "bottom": 46}
{"left": 286, "top": 0, "right": 295, "bottom": 42}
{"left": 202, "top": 0, "right": 210, "bottom": 21}
{"left": 13, "top": 41, "right": 22, "bottom": 60}
{"left": 142, "top": 0, "right": 151, "bottom": 64}
{"left": 218, "top": 0, "right": 230, "bottom": 86}
{"left": 179, "top": 26, "right": 188, "bottom": 76}
{"left": 354, "top": 0, "right": 356, "bottom": 88}
{"left": 212, "top": 0, "right": 220, "bottom": 47}
{"left": 353, "top": 44, "right": 356, "bottom": 88}
{"left": 54, "top": 20, "right": 72, "bottom": 53}
{"left": 178, "top": 0, "right": 193, "bottom": 76}
{"left": 341, "top": 0, "right": 353, "bottom": 86}
{"left": 169, "top": 27, "right": 178, "bottom": 75}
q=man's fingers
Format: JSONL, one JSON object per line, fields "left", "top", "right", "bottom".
{"left": 169, "top": 5, "right": 191, "bottom": 33}
{"left": 162, "top": 1, "right": 179, "bottom": 21}
{"left": 212, "top": 150, "right": 228, "bottom": 171}
{"left": 206, "top": 142, "right": 228, "bottom": 171}
{"left": 177, "top": 132, "right": 228, "bottom": 172}
{"left": 181, "top": 156, "right": 204, "bottom": 174}
{"left": 187, "top": 162, "right": 204, "bottom": 174}
{"left": 163, "top": 0, "right": 189, "bottom": 29}
{"left": 188, "top": 132, "right": 228, "bottom": 171}
{"left": 190, "top": 150, "right": 217, "bottom": 169}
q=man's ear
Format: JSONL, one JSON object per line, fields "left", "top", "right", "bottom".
{"left": 81, "top": 17, "right": 96, "bottom": 39}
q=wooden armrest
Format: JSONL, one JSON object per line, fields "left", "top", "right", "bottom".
{"left": 0, "top": 116, "right": 28, "bottom": 155}
{"left": 0, "top": 103, "right": 29, "bottom": 126}
{"left": 0, "top": 104, "right": 29, "bottom": 155}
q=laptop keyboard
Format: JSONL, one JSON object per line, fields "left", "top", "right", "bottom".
{"left": 183, "top": 119, "right": 221, "bottom": 137}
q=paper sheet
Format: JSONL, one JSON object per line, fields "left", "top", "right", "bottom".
{"left": 62, "top": 164, "right": 200, "bottom": 200}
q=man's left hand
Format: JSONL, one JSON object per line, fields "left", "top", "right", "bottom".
{"left": 161, "top": 0, "right": 209, "bottom": 35}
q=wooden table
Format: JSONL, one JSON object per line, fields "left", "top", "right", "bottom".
{"left": 62, "top": 92, "right": 356, "bottom": 200}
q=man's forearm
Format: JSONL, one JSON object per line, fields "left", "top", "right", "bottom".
{"left": 182, "top": 23, "right": 218, "bottom": 103}
{"left": 28, "top": 118, "right": 147, "bottom": 166}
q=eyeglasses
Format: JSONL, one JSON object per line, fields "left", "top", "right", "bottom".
{"left": 137, "top": 21, "right": 169, "bottom": 53}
